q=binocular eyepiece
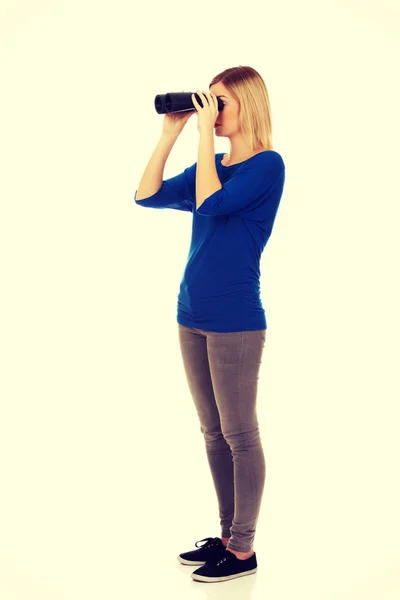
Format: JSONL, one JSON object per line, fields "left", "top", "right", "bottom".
{"left": 154, "top": 92, "right": 224, "bottom": 114}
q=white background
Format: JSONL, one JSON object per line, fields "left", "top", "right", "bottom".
{"left": 0, "top": 1, "right": 399, "bottom": 598}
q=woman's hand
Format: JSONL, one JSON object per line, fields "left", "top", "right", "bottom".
{"left": 192, "top": 90, "right": 219, "bottom": 134}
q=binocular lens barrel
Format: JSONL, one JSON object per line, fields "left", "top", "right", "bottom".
{"left": 154, "top": 92, "right": 224, "bottom": 114}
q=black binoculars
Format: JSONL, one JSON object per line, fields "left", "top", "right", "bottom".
{"left": 154, "top": 92, "right": 225, "bottom": 114}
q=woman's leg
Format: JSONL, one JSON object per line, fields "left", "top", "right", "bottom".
{"left": 178, "top": 324, "right": 234, "bottom": 540}
{"left": 205, "top": 328, "right": 266, "bottom": 553}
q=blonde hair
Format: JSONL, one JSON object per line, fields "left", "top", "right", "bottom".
{"left": 209, "top": 66, "right": 273, "bottom": 152}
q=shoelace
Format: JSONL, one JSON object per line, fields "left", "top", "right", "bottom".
{"left": 195, "top": 536, "right": 223, "bottom": 549}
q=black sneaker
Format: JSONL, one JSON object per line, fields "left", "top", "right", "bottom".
{"left": 177, "top": 536, "right": 228, "bottom": 566}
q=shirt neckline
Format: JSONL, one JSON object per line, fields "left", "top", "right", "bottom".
{"left": 218, "top": 150, "right": 272, "bottom": 168}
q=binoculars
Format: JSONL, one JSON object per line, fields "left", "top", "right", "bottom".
{"left": 154, "top": 92, "right": 225, "bottom": 114}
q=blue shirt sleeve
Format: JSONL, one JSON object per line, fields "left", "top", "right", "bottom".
{"left": 196, "top": 152, "right": 285, "bottom": 218}
{"left": 134, "top": 163, "right": 196, "bottom": 212}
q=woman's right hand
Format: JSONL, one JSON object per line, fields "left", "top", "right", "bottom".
{"left": 162, "top": 90, "right": 196, "bottom": 136}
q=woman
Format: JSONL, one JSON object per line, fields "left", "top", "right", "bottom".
{"left": 135, "top": 66, "right": 285, "bottom": 583}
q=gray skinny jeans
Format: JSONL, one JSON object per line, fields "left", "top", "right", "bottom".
{"left": 178, "top": 323, "right": 267, "bottom": 553}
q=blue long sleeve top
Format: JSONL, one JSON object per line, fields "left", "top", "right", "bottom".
{"left": 134, "top": 150, "right": 285, "bottom": 332}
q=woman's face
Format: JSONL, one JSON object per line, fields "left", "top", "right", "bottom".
{"left": 209, "top": 84, "right": 240, "bottom": 134}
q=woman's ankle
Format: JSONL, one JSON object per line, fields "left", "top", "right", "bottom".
{"left": 221, "top": 536, "right": 230, "bottom": 546}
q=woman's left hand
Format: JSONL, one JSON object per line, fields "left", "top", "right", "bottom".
{"left": 192, "top": 90, "right": 218, "bottom": 134}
